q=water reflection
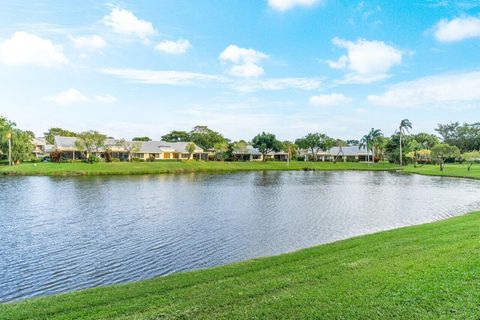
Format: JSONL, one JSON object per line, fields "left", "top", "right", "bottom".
{"left": 0, "top": 171, "right": 479, "bottom": 302}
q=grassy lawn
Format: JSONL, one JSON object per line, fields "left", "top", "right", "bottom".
{"left": 0, "top": 161, "right": 399, "bottom": 176}
{"left": 404, "top": 163, "right": 480, "bottom": 180}
{"left": 1, "top": 212, "right": 480, "bottom": 319}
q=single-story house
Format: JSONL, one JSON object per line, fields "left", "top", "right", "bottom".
{"left": 300, "top": 146, "right": 373, "bottom": 162}
{"left": 53, "top": 136, "right": 208, "bottom": 161}
{"left": 232, "top": 145, "right": 289, "bottom": 162}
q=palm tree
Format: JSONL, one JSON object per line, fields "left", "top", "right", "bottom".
{"left": 360, "top": 128, "right": 383, "bottom": 164}
{"left": 398, "top": 119, "right": 412, "bottom": 166}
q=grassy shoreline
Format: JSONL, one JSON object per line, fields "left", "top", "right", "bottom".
{"left": 2, "top": 161, "right": 480, "bottom": 181}
{"left": 0, "top": 161, "right": 400, "bottom": 176}
{"left": 1, "top": 211, "right": 480, "bottom": 319}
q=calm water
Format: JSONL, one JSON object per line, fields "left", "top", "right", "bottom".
{"left": 1, "top": 171, "right": 480, "bottom": 302}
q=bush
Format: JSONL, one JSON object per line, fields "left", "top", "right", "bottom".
{"left": 50, "top": 150, "right": 63, "bottom": 163}
{"left": 132, "top": 158, "right": 142, "bottom": 162}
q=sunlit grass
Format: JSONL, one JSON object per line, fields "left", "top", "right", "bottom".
{"left": 1, "top": 212, "right": 480, "bottom": 319}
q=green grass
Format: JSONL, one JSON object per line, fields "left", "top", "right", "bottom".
{"left": 404, "top": 163, "right": 480, "bottom": 180}
{"left": 0, "top": 161, "right": 399, "bottom": 176}
{"left": 1, "top": 212, "right": 480, "bottom": 319}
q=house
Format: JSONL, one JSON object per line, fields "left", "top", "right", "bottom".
{"left": 133, "top": 141, "right": 208, "bottom": 161}
{"left": 31, "top": 137, "right": 54, "bottom": 158}
{"left": 300, "top": 146, "right": 373, "bottom": 162}
{"left": 53, "top": 136, "right": 208, "bottom": 161}
{"left": 328, "top": 146, "right": 372, "bottom": 162}
{"left": 232, "top": 145, "right": 289, "bottom": 162}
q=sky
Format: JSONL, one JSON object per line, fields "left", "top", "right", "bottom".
{"left": 0, "top": 0, "right": 480, "bottom": 141}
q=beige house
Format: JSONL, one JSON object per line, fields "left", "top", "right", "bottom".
{"left": 53, "top": 136, "right": 208, "bottom": 161}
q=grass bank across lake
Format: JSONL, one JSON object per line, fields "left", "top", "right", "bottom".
{"left": 404, "top": 163, "right": 480, "bottom": 180}
{"left": 0, "top": 161, "right": 398, "bottom": 176}
{"left": 1, "top": 212, "right": 480, "bottom": 319}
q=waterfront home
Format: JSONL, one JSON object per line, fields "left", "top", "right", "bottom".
{"left": 300, "top": 146, "right": 373, "bottom": 162}
{"left": 53, "top": 136, "right": 208, "bottom": 161}
{"left": 134, "top": 141, "right": 208, "bottom": 161}
{"left": 31, "top": 137, "right": 54, "bottom": 158}
{"left": 232, "top": 145, "right": 289, "bottom": 161}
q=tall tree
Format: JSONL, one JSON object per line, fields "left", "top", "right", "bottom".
{"left": 436, "top": 122, "right": 480, "bottom": 152}
{"left": 75, "top": 131, "right": 107, "bottom": 160}
{"left": 185, "top": 142, "right": 196, "bottom": 160}
{"left": 413, "top": 133, "right": 439, "bottom": 149}
{"left": 161, "top": 130, "right": 191, "bottom": 142}
{"left": 360, "top": 128, "right": 383, "bottom": 163}
{"left": 398, "top": 119, "right": 412, "bottom": 166}
{"left": 431, "top": 144, "right": 460, "bottom": 171}
{"left": 116, "top": 139, "right": 141, "bottom": 162}
{"left": 11, "top": 129, "right": 33, "bottom": 164}
{"left": 282, "top": 141, "right": 298, "bottom": 161}
{"left": 44, "top": 127, "right": 77, "bottom": 144}
{"left": 213, "top": 141, "right": 229, "bottom": 161}
{"left": 190, "top": 126, "right": 226, "bottom": 151}
{"left": 132, "top": 136, "right": 151, "bottom": 141}
{"left": 0, "top": 116, "right": 15, "bottom": 159}
{"left": 252, "top": 132, "right": 282, "bottom": 162}
{"left": 295, "top": 133, "right": 331, "bottom": 161}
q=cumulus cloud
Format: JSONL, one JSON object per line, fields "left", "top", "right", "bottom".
{"left": 268, "top": 0, "right": 320, "bottom": 11}
{"left": 367, "top": 71, "right": 480, "bottom": 108}
{"left": 155, "top": 39, "right": 191, "bottom": 54}
{"left": 0, "top": 31, "right": 68, "bottom": 67}
{"left": 102, "top": 8, "right": 155, "bottom": 39}
{"left": 434, "top": 16, "right": 480, "bottom": 42}
{"left": 47, "top": 89, "right": 89, "bottom": 105}
{"left": 100, "top": 68, "right": 224, "bottom": 86}
{"left": 219, "top": 45, "right": 268, "bottom": 77}
{"left": 327, "top": 37, "right": 402, "bottom": 83}
{"left": 71, "top": 35, "right": 106, "bottom": 50}
{"left": 309, "top": 93, "right": 352, "bottom": 107}
{"left": 47, "top": 88, "right": 117, "bottom": 106}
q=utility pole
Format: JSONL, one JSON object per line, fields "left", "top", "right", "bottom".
{"left": 7, "top": 131, "right": 12, "bottom": 166}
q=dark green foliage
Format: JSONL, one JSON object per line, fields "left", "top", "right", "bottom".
{"left": 132, "top": 136, "right": 151, "bottom": 141}
{"left": 161, "top": 130, "right": 191, "bottom": 142}
{"left": 252, "top": 132, "right": 282, "bottom": 161}
{"left": 190, "top": 126, "right": 227, "bottom": 151}
{"left": 44, "top": 127, "right": 77, "bottom": 144}
{"left": 436, "top": 122, "right": 480, "bottom": 153}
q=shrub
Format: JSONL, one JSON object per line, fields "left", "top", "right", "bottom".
{"left": 50, "top": 150, "right": 63, "bottom": 163}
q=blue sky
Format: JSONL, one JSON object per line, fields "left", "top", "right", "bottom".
{"left": 1, "top": 0, "right": 480, "bottom": 141}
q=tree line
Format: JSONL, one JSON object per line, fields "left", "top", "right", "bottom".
{"left": 2, "top": 115, "right": 480, "bottom": 168}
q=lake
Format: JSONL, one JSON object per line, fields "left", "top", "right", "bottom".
{"left": 1, "top": 171, "right": 479, "bottom": 302}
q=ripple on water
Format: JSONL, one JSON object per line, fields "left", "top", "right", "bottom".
{"left": 0, "top": 171, "right": 479, "bottom": 302}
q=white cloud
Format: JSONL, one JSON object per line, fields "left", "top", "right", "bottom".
{"left": 47, "top": 89, "right": 117, "bottom": 106}
{"left": 434, "top": 16, "right": 480, "bottom": 42}
{"left": 71, "top": 35, "right": 106, "bottom": 50}
{"left": 268, "top": 0, "right": 320, "bottom": 11}
{"left": 367, "top": 71, "right": 480, "bottom": 108}
{"left": 234, "top": 77, "right": 322, "bottom": 92}
{"left": 94, "top": 95, "right": 117, "bottom": 104}
{"left": 102, "top": 8, "right": 155, "bottom": 39}
{"left": 100, "top": 68, "right": 224, "bottom": 86}
{"left": 47, "top": 88, "right": 89, "bottom": 106}
{"left": 229, "top": 63, "right": 265, "bottom": 77}
{"left": 0, "top": 31, "right": 68, "bottom": 67}
{"left": 328, "top": 37, "right": 402, "bottom": 83}
{"left": 155, "top": 39, "right": 191, "bottom": 54}
{"left": 309, "top": 93, "right": 352, "bottom": 107}
{"left": 219, "top": 45, "right": 268, "bottom": 77}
